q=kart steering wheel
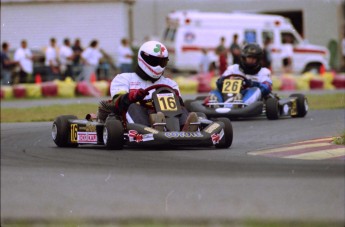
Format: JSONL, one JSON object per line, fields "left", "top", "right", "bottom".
{"left": 143, "top": 84, "right": 178, "bottom": 96}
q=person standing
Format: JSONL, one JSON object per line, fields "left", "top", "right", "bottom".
{"left": 45, "top": 38, "right": 60, "bottom": 81}
{"left": 77, "top": 39, "right": 103, "bottom": 82}
{"left": 72, "top": 38, "right": 83, "bottom": 79}
{"left": 281, "top": 34, "right": 294, "bottom": 73}
{"left": 215, "top": 36, "right": 228, "bottom": 75}
{"left": 229, "top": 34, "right": 241, "bottom": 64}
{"left": 199, "top": 48, "right": 211, "bottom": 74}
{"left": 1, "top": 42, "right": 18, "bottom": 85}
{"left": 14, "top": 39, "right": 34, "bottom": 83}
{"left": 262, "top": 36, "right": 273, "bottom": 70}
{"left": 117, "top": 38, "right": 133, "bottom": 73}
{"left": 59, "top": 38, "right": 74, "bottom": 80}
{"left": 342, "top": 32, "right": 345, "bottom": 71}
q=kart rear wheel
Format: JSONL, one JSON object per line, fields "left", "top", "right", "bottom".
{"left": 52, "top": 115, "right": 78, "bottom": 147}
{"left": 215, "top": 117, "right": 233, "bottom": 149}
{"left": 103, "top": 117, "right": 124, "bottom": 150}
{"left": 289, "top": 94, "right": 308, "bottom": 118}
{"left": 266, "top": 98, "right": 280, "bottom": 120}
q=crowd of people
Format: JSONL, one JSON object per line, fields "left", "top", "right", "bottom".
{"left": 0, "top": 37, "right": 135, "bottom": 85}
{"left": 199, "top": 34, "right": 279, "bottom": 76}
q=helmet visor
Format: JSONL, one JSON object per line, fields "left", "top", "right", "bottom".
{"left": 140, "top": 51, "right": 169, "bottom": 68}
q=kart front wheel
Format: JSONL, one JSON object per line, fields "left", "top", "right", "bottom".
{"left": 103, "top": 118, "right": 124, "bottom": 150}
{"left": 266, "top": 98, "right": 280, "bottom": 120}
{"left": 215, "top": 117, "right": 233, "bottom": 149}
{"left": 289, "top": 94, "right": 308, "bottom": 118}
{"left": 52, "top": 115, "right": 78, "bottom": 147}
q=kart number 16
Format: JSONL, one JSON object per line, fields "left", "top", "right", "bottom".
{"left": 157, "top": 93, "right": 177, "bottom": 111}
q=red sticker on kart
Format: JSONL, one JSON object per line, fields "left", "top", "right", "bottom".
{"left": 77, "top": 132, "right": 98, "bottom": 144}
{"left": 211, "top": 129, "right": 224, "bottom": 144}
{"left": 128, "top": 130, "right": 154, "bottom": 143}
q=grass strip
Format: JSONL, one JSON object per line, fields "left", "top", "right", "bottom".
{"left": 1, "top": 93, "right": 344, "bottom": 123}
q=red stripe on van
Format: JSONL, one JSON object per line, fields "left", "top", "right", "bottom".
{"left": 293, "top": 48, "right": 326, "bottom": 55}
{"left": 181, "top": 46, "right": 216, "bottom": 52}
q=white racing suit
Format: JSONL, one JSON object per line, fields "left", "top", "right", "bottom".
{"left": 110, "top": 72, "right": 187, "bottom": 126}
{"left": 211, "top": 64, "right": 272, "bottom": 106}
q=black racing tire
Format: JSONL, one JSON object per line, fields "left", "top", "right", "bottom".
{"left": 215, "top": 117, "right": 233, "bottom": 149}
{"left": 103, "top": 117, "right": 124, "bottom": 150}
{"left": 289, "top": 94, "right": 308, "bottom": 118}
{"left": 266, "top": 98, "right": 280, "bottom": 120}
{"left": 52, "top": 115, "right": 78, "bottom": 147}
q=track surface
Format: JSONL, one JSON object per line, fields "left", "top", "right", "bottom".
{"left": 1, "top": 108, "right": 344, "bottom": 223}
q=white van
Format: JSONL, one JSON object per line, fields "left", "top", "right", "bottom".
{"left": 162, "top": 10, "right": 329, "bottom": 74}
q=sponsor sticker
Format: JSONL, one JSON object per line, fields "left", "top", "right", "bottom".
{"left": 211, "top": 129, "right": 224, "bottom": 144}
{"left": 77, "top": 132, "right": 98, "bottom": 144}
{"left": 204, "top": 122, "right": 220, "bottom": 134}
{"left": 144, "top": 127, "right": 159, "bottom": 134}
{"left": 164, "top": 131, "right": 203, "bottom": 138}
{"left": 128, "top": 130, "right": 154, "bottom": 143}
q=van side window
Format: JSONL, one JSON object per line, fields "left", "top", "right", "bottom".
{"left": 281, "top": 32, "right": 298, "bottom": 45}
{"left": 244, "top": 30, "right": 256, "bottom": 44}
{"left": 262, "top": 31, "right": 274, "bottom": 44}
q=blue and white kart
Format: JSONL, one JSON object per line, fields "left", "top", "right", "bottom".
{"left": 52, "top": 84, "right": 233, "bottom": 150}
{"left": 185, "top": 74, "right": 308, "bottom": 120}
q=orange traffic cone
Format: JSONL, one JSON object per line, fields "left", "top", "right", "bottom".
{"left": 90, "top": 72, "right": 97, "bottom": 83}
{"left": 35, "top": 74, "right": 42, "bottom": 84}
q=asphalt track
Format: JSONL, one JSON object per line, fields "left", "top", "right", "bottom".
{"left": 1, "top": 96, "right": 345, "bottom": 225}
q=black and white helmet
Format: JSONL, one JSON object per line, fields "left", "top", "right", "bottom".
{"left": 240, "top": 43, "right": 263, "bottom": 74}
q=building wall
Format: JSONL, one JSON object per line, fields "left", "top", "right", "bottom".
{"left": 1, "top": 1, "right": 128, "bottom": 59}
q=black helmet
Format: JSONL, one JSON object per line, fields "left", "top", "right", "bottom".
{"left": 240, "top": 43, "right": 263, "bottom": 74}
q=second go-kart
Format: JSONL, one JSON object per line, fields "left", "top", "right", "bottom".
{"left": 185, "top": 74, "right": 308, "bottom": 120}
{"left": 52, "top": 84, "right": 233, "bottom": 150}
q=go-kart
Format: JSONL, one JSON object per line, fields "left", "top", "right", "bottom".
{"left": 52, "top": 84, "right": 233, "bottom": 150}
{"left": 185, "top": 74, "right": 308, "bottom": 120}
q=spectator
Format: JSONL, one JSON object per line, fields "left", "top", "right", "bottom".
{"left": 72, "top": 38, "right": 83, "bottom": 78}
{"left": 1, "top": 42, "right": 18, "bottom": 85}
{"left": 59, "top": 38, "right": 74, "bottom": 80}
{"left": 262, "top": 36, "right": 273, "bottom": 70}
{"left": 77, "top": 39, "right": 103, "bottom": 82}
{"left": 45, "top": 38, "right": 60, "bottom": 81}
{"left": 215, "top": 36, "right": 228, "bottom": 75}
{"left": 199, "top": 48, "right": 211, "bottom": 74}
{"left": 229, "top": 34, "right": 241, "bottom": 64}
{"left": 281, "top": 34, "right": 294, "bottom": 73}
{"left": 14, "top": 39, "right": 34, "bottom": 83}
{"left": 341, "top": 32, "right": 345, "bottom": 71}
{"left": 117, "top": 38, "right": 133, "bottom": 73}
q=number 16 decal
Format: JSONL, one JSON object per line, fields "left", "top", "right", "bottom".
{"left": 157, "top": 93, "right": 177, "bottom": 111}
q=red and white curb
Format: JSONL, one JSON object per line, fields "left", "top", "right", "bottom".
{"left": 248, "top": 137, "right": 345, "bottom": 160}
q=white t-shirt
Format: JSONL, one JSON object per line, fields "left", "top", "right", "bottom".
{"left": 117, "top": 45, "right": 133, "bottom": 65}
{"left": 280, "top": 43, "right": 294, "bottom": 59}
{"left": 110, "top": 72, "right": 179, "bottom": 99}
{"left": 14, "top": 47, "right": 33, "bottom": 74}
{"left": 222, "top": 64, "right": 272, "bottom": 85}
{"left": 45, "top": 46, "right": 59, "bottom": 66}
{"left": 59, "top": 45, "right": 73, "bottom": 65}
{"left": 81, "top": 47, "right": 103, "bottom": 66}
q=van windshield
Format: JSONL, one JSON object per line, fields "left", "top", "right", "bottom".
{"left": 163, "top": 28, "right": 176, "bottom": 42}
{"left": 281, "top": 32, "right": 299, "bottom": 45}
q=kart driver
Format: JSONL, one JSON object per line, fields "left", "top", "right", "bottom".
{"left": 98, "top": 40, "right": 198, "bottom": 131}
{"left": 206, "top": 43, "right": 272, "bottom": 106}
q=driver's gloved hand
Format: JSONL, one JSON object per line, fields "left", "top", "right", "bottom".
{"left": 128, "top": 89, "right": 149, "bottom": 103}
{"left": 243, "top": 78, "right": 253, "bottom": 87}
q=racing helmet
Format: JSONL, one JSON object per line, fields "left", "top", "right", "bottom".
{"left": 240, "top": 43, "right": 263, "bottom": 74}
{"left": 137, "top": 41, "right": 169, "bottom": 80}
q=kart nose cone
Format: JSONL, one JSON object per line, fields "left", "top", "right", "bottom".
{"left": 215, "top": 108, "right": 231, "bottom": 113}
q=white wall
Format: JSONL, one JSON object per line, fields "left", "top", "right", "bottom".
{"left": 1, "top": 2, "right": 128, "bottom": 59}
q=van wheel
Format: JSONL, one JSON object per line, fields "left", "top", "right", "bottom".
{"left": 215, "top": 117, "right": 233, "bottom": 149}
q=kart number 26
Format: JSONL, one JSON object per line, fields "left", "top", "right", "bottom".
{"left": 157, "top": 93, "right": 177, "bottom": 111}
{"left": 222, "top": 79, "right": 242, "bottom": 94}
